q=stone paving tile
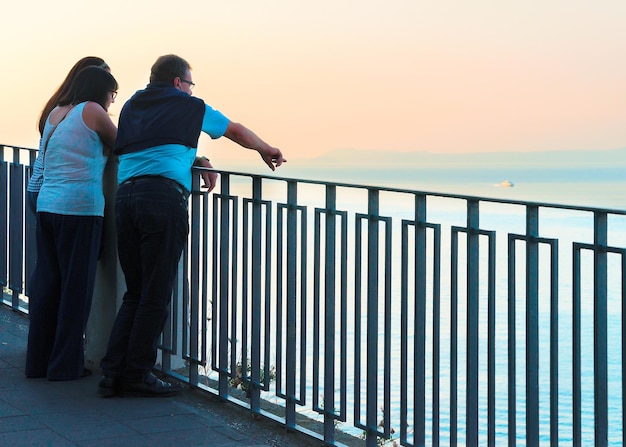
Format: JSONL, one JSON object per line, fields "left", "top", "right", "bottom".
{"left": 123, "top": 413, "right": 211, "bottom": 435}
{"left": 0, "top": 428, "right": 76, "bottom": 447}
{"left": 76, "top": 434, "right": 157, "bottom": 447}
{"left": 213, "top": 424, "right": 255, "bottom": 441}
{"left": 144, "top": 427, "right": 238, "bottom": 446}
{"left": 73, "top": 435, "right": 156, "bottom": 447}
{"left": 0, "top": 305, "right": 324, "bottom": 447}
{"left": 0, "top": 400, "right": 25, "bottom": 418}
{"left": 0, "top": 382, "right": 74, "bottom": 416}
{"left": 0, "top": 414, "right": 45, "bottom": 433}
{"left": 96, "top": 395, "right": 197, "bottom": 420}
{"left": 37, "top": 410, "right": 136, "bottom": 442}
{"left": 0, "top": 332, "right": 26, "bottom": 357}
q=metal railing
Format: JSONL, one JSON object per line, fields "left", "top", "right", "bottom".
{"left": 2, "top": 143, "right": 625, "bottom": 446}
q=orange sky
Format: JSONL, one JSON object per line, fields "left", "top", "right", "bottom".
{"left": 2, "top": 1, "right": 626, "bottom": 168}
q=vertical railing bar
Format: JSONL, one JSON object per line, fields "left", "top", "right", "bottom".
{"left": 230, "top": 197, "right": 239, "bottom": 381}
{"left": 241, "top": 197, "right": 249, "bottom": 389}
{"left": 466, "top": 200, "right": 480, "bottom": 447}
{"left": 383, "top": 216, "right": 392, "bottom": 438}
{"left": 211, "top": 194, "right": 219, "bottom": 372}
{"left": 573, "top": 243, "right": 582, "bottom": 446}
{"left": 299, "top": 205, "right": 309, "bottom": 405}
{"left": 487, "top": 231, "right": 496, "bottom": 447}
{"left": 189, "top": 173, "right": 201, "bottom": 386}
{"left": 324, "top": 185, "right": 338, "bottom": 443}
{"left": 622, "top": 250, "right": 626, "bottom": 447}
{"left": 24, "top": 149, "right": 37, "bottom": 298}
{"left": 432, "top": 223, "right": 442, "bottom": 447}
{"left": 339, "top": 209, "right": 348, "bottom": 420}
{"left": 594, "top": 211, "right": 608, "bottom": 447}
{"left": 508, "top": 234, "right": 518, "bottom": 447}
{"left": 312, "top": 208, "right": 321, "bottom": 411}
{"left": 263, "top": 199, "right": 272, "bottom": 393}
{"left": 366, "top": 188, "right": 379, "bottom": 447}
{"left": 450, "top": 227, "right": 459, "bottom": 447}
{"left": 229, "top": 197, "right": 239, "bottom": 380}
{"left": 201, "top": 189, "right": 209, "bottom": 369}
{"left": 526, "top": 205, "right": 540, "bottom": 446}
{"left": 8, "top": 154, "right": 25, "bottom": 304}
{"left": 550, "top": 239, "right": 559, "bottom": 447}
{"left": 400, "top": 220, "right": 410, "bottom": 445}
{"left": 0, "top": 147, "right": 9, "bottom": 296}
{"left": 354, "top": 212, "right": 363, "bottom": 427}
{"left": 218, "top": 174, "right": 231, "bottom": 398}
{"left": 275, "top": 204, "right": 284, "bottom": 396}
{"left": 285, "top": 181, "right": 297, "bottom": 427}
{"left": 415, "top": 194, "right": 427, "bottom": 447}
{"left": 250, "top": 176, "right": 262, "bottom": 411}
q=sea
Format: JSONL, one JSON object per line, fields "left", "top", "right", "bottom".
{"left": 282, "top": 164, "right": 626, "bottom": 210}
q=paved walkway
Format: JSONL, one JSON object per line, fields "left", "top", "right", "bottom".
{"left": 0, "top": 305, "right": 320, "bottom": 447}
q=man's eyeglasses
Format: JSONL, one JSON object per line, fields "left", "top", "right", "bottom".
{"left": 180, "top": 78, "right": 195, "bottom": 90}
{"left": 110, "top": 90, "right": 118, "bottom": 100}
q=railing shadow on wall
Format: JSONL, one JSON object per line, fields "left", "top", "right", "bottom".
{"left": 2, "top": 143, "right": 626, "bottom": 447}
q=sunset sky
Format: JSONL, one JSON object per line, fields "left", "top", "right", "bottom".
{"left": 2, "top": 1, "right": 626, "bottom": 168}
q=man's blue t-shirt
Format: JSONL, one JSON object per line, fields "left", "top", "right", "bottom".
{"left": 117, "top": 104, "right": 229, "bottom": 192}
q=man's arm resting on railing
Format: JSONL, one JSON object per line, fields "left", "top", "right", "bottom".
{"left": 193, "top": 155, "right": 217, "bottom": 193}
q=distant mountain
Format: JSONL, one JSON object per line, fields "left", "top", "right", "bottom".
{"left": 295, "top": 147, "right": 626, "bottom": 169}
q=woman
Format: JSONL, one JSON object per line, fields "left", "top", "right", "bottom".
{"left": 25, "top": 66, "right": 118, "bottom": 381}
{"left": 27, "top": 56, "right": 110, "bottom": 212}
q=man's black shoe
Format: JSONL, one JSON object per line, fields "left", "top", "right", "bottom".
{"left": 98, "top": 375, "right": 120, "bottom": 397}
{"left": 119, "top": 373, "right": 184, "bottom": 397}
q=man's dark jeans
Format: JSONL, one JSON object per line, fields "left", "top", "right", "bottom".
{"left": 100, "top": 177, "right": 189, "bottom": 382}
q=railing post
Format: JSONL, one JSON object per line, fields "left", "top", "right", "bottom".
{"left": 24, "top": 150, "right": 37, "bottom": 297}
{"left": 0, "top": 146, "right": 8, "bottom": 304}
{"left": 466, "top": 199, "right": 480, "bottom": 447}
{"left": 507, "top": 233, "right": 518, "bottom": 447}
{"left": 415, "top": 193, "right": 428, "bottom": 447}
{"left": 525, "top": 205, "right": 539, "bottom": 445}
{"left": 8, "top": 147, "right": 24, "bottom": 308}
{"left": 217, "top": 174, "right": 231, "bottom": 398}
{"left": 366, "top": 188, "right": 380, "bottom": 447}
{"left": 323, "top": 184, "right": 337, "bottom": 442}
{"left": 250, "top": 176, "right": 263, "bottom": 412}
{"left": 286, "top": 180, "right": 298, "bottom": 428}
{"left": 549, "top": 239, "right": 559, "bottom": 446}
{"left": 594, "top": 211, "right": 608, "bottom": 446}
{"left": 188, "top": 172, "right": 202, "bottom": 386}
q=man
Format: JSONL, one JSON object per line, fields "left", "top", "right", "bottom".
{"left": 99, "top": 54, "right": 285, "bottom": 397}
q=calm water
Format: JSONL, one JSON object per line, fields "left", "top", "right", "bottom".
{"left": 286, "top": 165, "right": 626, "bottom": 210}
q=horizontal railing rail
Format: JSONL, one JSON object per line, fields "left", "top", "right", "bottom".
{"left": 3, "top": 143, "right": 625, "bottom": 447}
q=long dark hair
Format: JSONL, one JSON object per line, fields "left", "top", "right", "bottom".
{"left": 58, "top": 67, "right": 118, "bottom": 110}
{"left": 37, "top": 56, "right": 109, "bottom": 135}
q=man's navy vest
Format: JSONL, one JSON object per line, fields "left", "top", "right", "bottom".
{"left": 114, "top": 82, "right": 205, "bottom": 155}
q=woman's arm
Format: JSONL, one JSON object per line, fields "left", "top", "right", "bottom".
{"left": 83, "top": 102, "right": 117, "bottom": 150}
